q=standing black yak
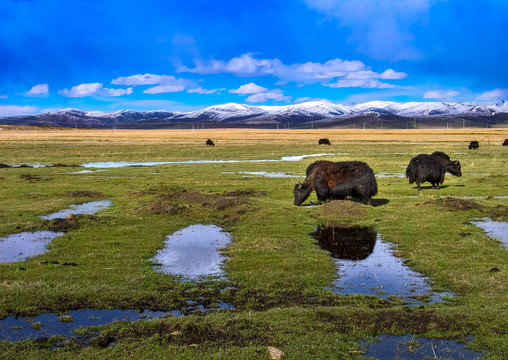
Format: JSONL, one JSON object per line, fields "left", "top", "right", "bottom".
{"left": 318, "top": 138, "right": 331, "bottom": 145}
{"left": 468, "top": 141, "right": 479, "bottom": 149}
{"left": 293, "top": 160, "right": 377, "bottom": 206}
{"left": 206, "top": 139, "right": 215, "bottom": 146}
{"left": 405, "top": 151, "right": 462, "bottom": 191}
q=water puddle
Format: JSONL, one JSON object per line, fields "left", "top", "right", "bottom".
{"left": 359, "top": 334, "right": 483, "bottom": 359}
{"left": 472, "top": 218, "right": 508, "bottom": 248}
{"left": 313, "top": 226, "right": 452, "bottom": 304}
{"left": 70, "top": 169, "right": 106, "bottom": 174}
{"left": 0, "top": 201, "right": 112, "bottom": 263}
{"left": 238, "top": 171, "right": 295, "bottom": 178}
{"left": 449, "top": 196, "right": 508, "bottom": 200}
{"left": 0, "top": 231, "right": 65, "bottom": 263}
{"left": 0, "top": 302, "right": 234, "bottom": 342}
{"left": 80, "top": 153, "right": 346, "bottom": 168}
{"left": 375, "top": 172, "right": 405, "bottom": 178}
{"left": 40, "top": 200, "right": 113, "bottom": 220}
{"left": 151, "top": 224, "right": 231, "bottom": 280}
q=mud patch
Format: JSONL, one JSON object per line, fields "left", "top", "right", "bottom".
{"left": 0, "top": 231, "right": 65, "bottom": 263}
{"left": 151, "top": 224, "right": 231, "bottom": 281}
{"left": 312, "top": 225, "right": 452, "bottom": 304}
{"left": 360, "top": 334, "right": 482, "bottom": 360}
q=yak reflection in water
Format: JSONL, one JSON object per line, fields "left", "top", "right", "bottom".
{"left": 313, "top": 225, "right": 452, "bottom": 304}
{"left": 313, "top": 225, "right": 377, "bottom": 260}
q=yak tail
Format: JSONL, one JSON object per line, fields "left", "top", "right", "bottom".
{"left": 405, "top": 158, "right": 418, "bottom": 184}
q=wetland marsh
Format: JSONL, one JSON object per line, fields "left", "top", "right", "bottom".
{"left": 0, "top": 127, "right": 506, "bottom": 359}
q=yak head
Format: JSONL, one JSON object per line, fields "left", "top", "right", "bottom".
{"left": 447, "top": 160, "right": 462, "bottom": 177}
{"left": 293, "top": 182, "right": 313, "bottom": 206}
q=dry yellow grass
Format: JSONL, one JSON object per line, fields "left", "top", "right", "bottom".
{"left": 1, "top": 125, "right": 507, "bottom": 145}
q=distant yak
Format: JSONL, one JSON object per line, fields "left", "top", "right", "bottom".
{"left": 503, "top": 139, "right": 508, "bottom": 146}
{"left": 468, "top": 141, "right": 479, "bottom": 149}
{"left": 406, "top": 151, "right": 462, "bottom": 191}
{"left": 293, "top": 160, "right": 377, "bottom": 206}
{"left": 318, "top": 138, "right": 331, "bottom": 145}
{"left": 206, "top": 139, "right": 215, "bottom": 146}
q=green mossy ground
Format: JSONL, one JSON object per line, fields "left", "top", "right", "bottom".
{"left": 1, "top": 129, "right": 506, "bottom": 359}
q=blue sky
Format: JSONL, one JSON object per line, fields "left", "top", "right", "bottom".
{"left": 1, "top": 0, "right": 507, "bottom": 116}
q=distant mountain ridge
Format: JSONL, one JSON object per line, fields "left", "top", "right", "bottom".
{"left": 1, "top": 100, "right": 507, "bottom": 128}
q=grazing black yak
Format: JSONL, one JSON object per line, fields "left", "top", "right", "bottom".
{"left": 469, "top": 141, "right": 479, "bottom": 149}
{"left": 318, "top": 138, "right": 331, "bottom": 145}
{"left": 503, "top": 139, "right": 508, "bottom": 146}
{"left": 293, "top": 160, "right": 377, "bottom": 206}
{"left": 206, "top": 139, "right": 215, "bottom": 146}
{"left": 406, "top": 151, "right": 462, "bottom": 191}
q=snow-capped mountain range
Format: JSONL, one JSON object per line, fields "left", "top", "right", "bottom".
{"left": 1, "top": 100, "right": 507, "bottom": 128}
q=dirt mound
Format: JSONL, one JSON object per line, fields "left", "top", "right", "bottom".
{"left": 144, "top": 200, "right": 185, "bottom": 215}
{"left": 19, "top": 174, "right": 45, "bottom": 182}
{"left": 60, "top": 190, "right": 105, "bottom": 198}
{"left": 140, "top": 189, "right": 254, "bottom": 223}
{"left": 319, "top": 200, "right": 367, "bottom": 218}
{"left": 222, "top": 190, "right": 267, "bottom": 197}
{"left": 419, "top": 197, "right": 482, "bottom": 211}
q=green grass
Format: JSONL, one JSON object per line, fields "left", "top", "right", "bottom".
{"left": 0, "top": 128, "right": 507, "bottom": 358}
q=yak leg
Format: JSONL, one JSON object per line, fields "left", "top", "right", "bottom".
{"left": 416, "top": 180, "right": 422, "bottom": 191}
{"left": 315, "top": 179, "right": 330, "bottom": 204}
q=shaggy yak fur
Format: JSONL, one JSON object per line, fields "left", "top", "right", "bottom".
{"left": 468, "top": 141, "right": 479, "bottom": 149}
{"left": 405, "top": 151, "right": 462, "bottom": 191}
{"left": 293, "top": 160, "right": 378, "bottom": 206}
{"left": 318, "top": 138, "right": 331, "bottom": 145}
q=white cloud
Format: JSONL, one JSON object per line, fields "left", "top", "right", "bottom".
{"left": 0, "top": 105, "right": 38, "bottom": 117}
{"left": 178, "top": 54, "right": 407, "bottom": 87}
{"left": 295, "top": 97, "right": 330, "bottom": 104}
{"left": 229, "top": 82, "right": 268, "bottom": 94}
{"left": 304, "top": 0, "right": 435, "bottom": 60}
{"left": 424, "top": 90, "right": 460, "bottom": 100}
{"left": 27, "top": 84, "right": 49, "bottom": 95}
{"left": 112, "top": 73, "right": 194, "bottom": 94}
{"left": 0, "top": 94, "right": 7, "bottom": 99}
{"left": 326, "top": 79, "right": 397, "bottom": 89}
{"left": 476, "top": 88, "right": 508, "bottom": 101}
{"left": 187, "top": 87, "right": 224, "bottom": 94}
{"left": 112, "top": 74, "right": 183, "bottom": 86}
{"left": 59, "top": 83, "right": 102, "bottom": 97}
{"left": 59, "top": 83, "right": 133, "bottom": 97}
{"left": 143, "top": 85, "right": 185, "bottom": 94}
{"left": 246, "top": 89, "right": 291, "bottom": 103}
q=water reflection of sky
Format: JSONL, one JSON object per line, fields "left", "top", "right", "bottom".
{"left": 0, "top": 231, "right": 64, "bottom": 263}
{"left": 80, "top": 153, "right": 344, "bottom": 168}
{"left": 40, "top": 200, "right": 112, "bottom": 220}
{"left": 0, "top": 302, "right": 233, "bottom": 342}
{"left": 472, "top": 218, "right": 508, "bottom": 248}
{"left": 151, "top": 224, "right": 231, "bottom": 280}
{"left": 359, "top": 334, "right": 483, "bottom": 360}
{"left": 315, "top": 228, "right": 452, "bottom": 304}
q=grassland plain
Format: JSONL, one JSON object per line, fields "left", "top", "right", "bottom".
{"left": 0, "top": 126, "right": 507, "bottom": 359}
